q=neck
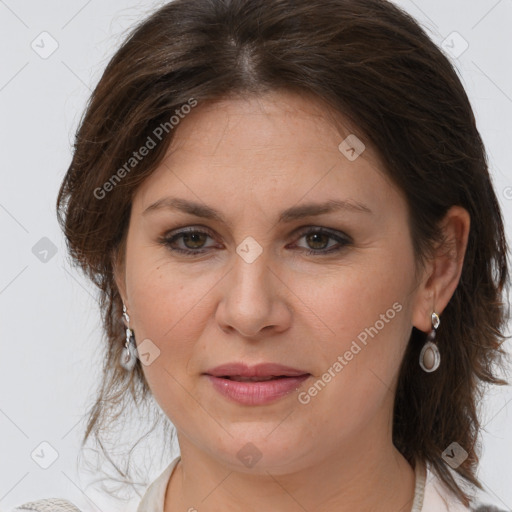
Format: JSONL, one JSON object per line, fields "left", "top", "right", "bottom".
{"left": 164, "top": 438, "right": 416, "bottom": 512}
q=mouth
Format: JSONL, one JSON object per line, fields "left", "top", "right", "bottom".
{"left": 217, "top": 375, "right": 305, "bottom": 382}
{"left": 204, "top": 370, "right": 311, "bottom": 405}
{"left": 205, "top": 362, "right": 309, "bottom": 379}
{"left": 203, "top": 362, "right": 311, "bottom": 404}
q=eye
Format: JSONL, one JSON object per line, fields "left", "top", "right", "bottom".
{"left": 160, "top": 227, "right": 219, "bottom": 255}
{"left": 159, "top": 226, "right": 351, "bottom": 257}
{"left": 291, "top": 227, "right": 351, "bottom": 255}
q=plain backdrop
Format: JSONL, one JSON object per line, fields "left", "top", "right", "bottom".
{"left": 1, "top": 1, "right": 511, "bottom": 511}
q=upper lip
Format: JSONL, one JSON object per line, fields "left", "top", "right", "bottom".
{"left": 204, "top": 362, "right": 310, "bottom": 378}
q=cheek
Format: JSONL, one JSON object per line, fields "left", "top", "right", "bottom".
{"left": 298, "top": 245, "right": 413, "bottom": 350}
{"left": 124, "top": 256, "right": 216, "bottom": 427}
{"left": 128, "top": 265, "right": 213, "bottom": 350}
{"left": 300, "top": 247, "right": 415, "bottom": 426}
{"left": 294, "top": 303, "right": 410, "bottom": 447}
{"left": 124, "top": 242, "right": 207, "bottom": 362}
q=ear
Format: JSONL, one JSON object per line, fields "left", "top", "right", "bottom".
{"left": 411, "top": 206, "right": 470, "bottom": 332}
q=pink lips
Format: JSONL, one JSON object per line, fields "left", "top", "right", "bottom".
{"left": 204, "top": 362, "right": 311, "bottom": 405}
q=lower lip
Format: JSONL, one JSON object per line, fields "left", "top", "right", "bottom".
{"left": 205, "top": 375, "right": 310, "bottom": 405}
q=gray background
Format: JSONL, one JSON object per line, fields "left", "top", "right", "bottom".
{"left": 1, "top": 1, "right": 511, "bottom": 511}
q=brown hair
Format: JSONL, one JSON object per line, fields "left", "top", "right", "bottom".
{"left": 57, "top": 0, "right": 510, "bottom": 504}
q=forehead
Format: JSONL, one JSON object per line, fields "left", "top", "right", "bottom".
{"left": 165, "top": 91, "right": 380, "bottom": 161}
{"left": 132, "top": 90, "right": 403, "bottom": 221}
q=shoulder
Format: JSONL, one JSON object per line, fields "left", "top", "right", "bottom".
{"left": 10, "top": 457, "right": 182, "bottom": 512}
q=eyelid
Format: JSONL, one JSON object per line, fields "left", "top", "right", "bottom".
{"left": 292, "top": 225, "right": 352, "bottom": 241}
{"left": 289, "top": 226, "right": 352, "bottom": 252}
{"left": 162, "top": 224, "right": 351, "bottom": 240}
{"left": 159, "top": 224, "right": 352, "bottom": 256}
{"left": 160, "top": 226, "right": 220, "bottom": 250}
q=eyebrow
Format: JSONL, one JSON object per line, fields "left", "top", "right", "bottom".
{"left": 142, "top": 197, "right": 372, "bottom": 224}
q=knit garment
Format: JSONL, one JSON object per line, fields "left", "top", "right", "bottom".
{"left": 13, "top": 498, "right": 82, "bottom": 511}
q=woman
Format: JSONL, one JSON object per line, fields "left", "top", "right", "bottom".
{"left": 13, "top": 0, "right": 510, "bottom": 511}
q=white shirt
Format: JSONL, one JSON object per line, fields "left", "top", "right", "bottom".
{"left": 136, "top": 456, "right": 473, "bottom": 511}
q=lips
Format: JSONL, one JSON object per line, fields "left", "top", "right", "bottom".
{"left": 204, "top": 362, "right": 310, "bottom": 379}
{"left": 203, "top": 362, "right": 311, "bottom": 405}
{"left": 224, "top": 375, "right": 286, "bottom": 382}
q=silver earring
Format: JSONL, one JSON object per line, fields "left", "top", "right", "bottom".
{"left": 419, "top": 312, "right": 441, "bottom": 372}
{"left": 121, "top": 304, "right": 138, "bottom": 371}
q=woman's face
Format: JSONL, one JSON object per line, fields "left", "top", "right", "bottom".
{"left": 118, "top": 90, "right": 426, "bottom": 473}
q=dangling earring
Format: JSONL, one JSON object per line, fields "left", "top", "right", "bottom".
{"left": 419, "top": 312, "right": 441, "bottom": 372}
{"left": 121, "top": 303, "right": 138, "bottom": 371}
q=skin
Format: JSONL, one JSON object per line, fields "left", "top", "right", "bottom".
{"left": 114, "top": 90, "right": 470, "bottom": 512}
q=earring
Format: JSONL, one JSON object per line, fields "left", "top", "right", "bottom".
{"left": 120, "top": 304, "right": 138, "bottom": 371}
{"left": 419, "top": 312, "right": 441, "bottom": 372}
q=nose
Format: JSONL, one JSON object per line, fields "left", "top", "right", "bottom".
{"left": 215, "top": 252, "right": 292, "bottom": 339}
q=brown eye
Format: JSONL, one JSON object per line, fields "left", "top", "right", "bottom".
{"left": 293, "top": 227, "right": 351, "bottom": 255}
{"left": 305, "top": 232, "right": 331, "bottom": 250}
{"left": 161, "top": 228, "right": 218, "bottom": 255}
{"left": 160, "top": 226, "right": 351, "bottom": 257}
{"left": 181, "top": 231, "right": 208, "bottom": 249}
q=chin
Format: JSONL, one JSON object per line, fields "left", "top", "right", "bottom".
{"left": 208, "top": 429, "right": 312, "bottom": 474}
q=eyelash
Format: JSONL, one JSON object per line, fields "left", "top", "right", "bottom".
{"left": 159, "top": 226, "right": 352, "bottom": 256}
